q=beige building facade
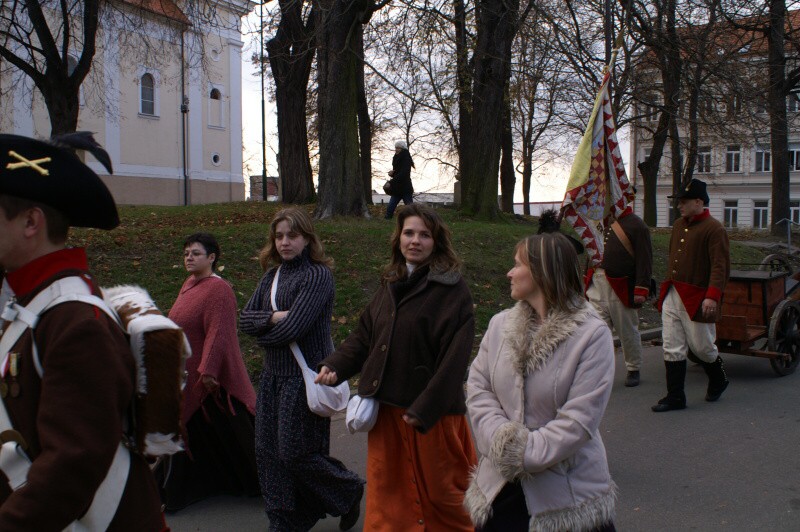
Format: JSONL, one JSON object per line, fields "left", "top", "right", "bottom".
{"left": 629, "top": 12, "right": 800, "bottom": 230}
{"left": 2, "top": 0, "right": 253, "bottom": 205}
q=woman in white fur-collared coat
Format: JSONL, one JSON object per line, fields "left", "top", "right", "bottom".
{"left": 465, "top": 232, "right": 617, "bottom": 532}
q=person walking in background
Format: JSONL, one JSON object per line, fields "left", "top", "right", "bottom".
{"left": 586, "top": 192, "right": 653, "bottom": 387}
{"left": 385, "top": 140, "right": 415, "bottom": 219}
{"left": 465, "top": 233, "right": 617, "bottom": 532}
{"left": 160, "top": 233, "right": 259, "bottom": 511}
{"left": 316, "top": 204, "right": 477, "bottom": 531}
{"left": 652, "top": 179, "right": 730, "bottom": 412}
{"left": 240, "top": 208, "right": 363, "bottom": 531}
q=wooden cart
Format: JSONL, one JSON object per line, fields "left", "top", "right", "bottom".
{"left": 714, "top": 268, "right": 800, "bottom": 376}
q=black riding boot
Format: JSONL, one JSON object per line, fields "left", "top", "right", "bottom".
{"left": 651, "top": 360, "right": 687, "bottom": 412}
{"left": 701, "top": 356, "right": 729, "bottom": 402}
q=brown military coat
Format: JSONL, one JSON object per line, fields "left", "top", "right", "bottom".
{"left": 0, "top": 249, "right": 162, "bottom": 531}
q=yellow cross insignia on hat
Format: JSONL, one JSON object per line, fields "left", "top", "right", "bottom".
{"left": 6, "top": 151, "right": 51, "bottom": 176}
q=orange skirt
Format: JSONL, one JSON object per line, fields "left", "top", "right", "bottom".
{"left": 364, "top": 405, "right": 477, "bottom": 531}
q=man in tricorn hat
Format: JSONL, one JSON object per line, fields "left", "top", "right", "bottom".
{"left": 0, "top": 133, "right": 162, "bottom": 529}
{"left": 652, "top": 178, "right": 730, "bottom": 412}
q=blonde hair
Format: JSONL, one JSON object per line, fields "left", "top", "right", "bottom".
{"left": 258, "top": 207, "right": 333, "bottom": 271}
{"left": 516, "top": 232, "right": 584, "bottom": 313}
{"left": 382, "top": 204, "right": 460, "bottom": 282}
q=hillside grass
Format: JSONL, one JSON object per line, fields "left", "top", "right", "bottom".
{"left": 68, "top": 202, "right": 767, "bottom": 379}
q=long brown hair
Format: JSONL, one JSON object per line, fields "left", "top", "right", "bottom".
{"left": 382, "top": 204, "right": 460, "bottom": 281}
{"left": 516, "top": 232, "right": 584, "bottom": 314}
{"left": 258, "top": 207, "right": 333, "bottom": 271}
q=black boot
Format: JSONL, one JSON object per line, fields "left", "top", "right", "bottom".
{"left": 701, "top": 356, "right": 729, "bottom": 402}
{"left": 651, "top": 360, "right": 687, "bottom": 412}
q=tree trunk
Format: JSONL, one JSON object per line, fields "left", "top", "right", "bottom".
{"left": 500, "top": 84, "right": 515, "bottom": 213}
{"left": 521, "top": 130, "right": 533, "bottom": 216}
{"left": 267, "top": 0, "right": 316, "bottom": 204}
{"left": 40, "top": 81, "right": 81, "bottom": 136}
{"left": 668, "top": 116, "right": 682, "bottom": 225}
{"left": 314, "top": 0, "right": 369, "bottom": 218}
{"left": 453, "top": 0, "right": 471, "bottom": 185}
{"left": 767, "top": 0, "right": 790, "bottom": 237}
{"left": 635, "top": 0, "right": 682, "bottom": 227}
{"left": 355, "top": 28, "right": 373, "bottom": 205}
{"left": 460, "top": 0, "right": 519, "bottom": 219}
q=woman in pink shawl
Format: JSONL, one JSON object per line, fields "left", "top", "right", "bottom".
{"left": 160, "top": 232, "right": 259, "bottom": 511}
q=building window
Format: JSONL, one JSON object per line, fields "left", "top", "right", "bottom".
{"left": 753, "top": 200, "right": 769, "bottom": 229}
{"left": 697, "top": 146, "right": 711, "bottom": 173}
{"left": 641, "top": 95, "right": 659, "bottom": 122}
{"left": 789, "top": 93, "right": 800, "bottom": 113}
{"left": 140, "top": 73, "right": 155, "bottom": 116}
{"left": 211, "top": 152, "right": 222, "bottom": 166}
{"left": 208, "top": 85, "right": 225, "bottom": 128}
{"left": 789, "top": 145, "right": 800, "bottom": 170}
{"left": 754, "top": 146, "right": 771, "bottom": 172}
{"left": 699, "top": 95, "right": 714, "bottom": 118}
{"left": 791, "top": 200, "right": 800, "bottom": 225}
{"left": 724, "top": 200, "right": 738, "bottom": 228}
{"left": 726, "top": 145, "right": 741, "bottom": 172}
{"left": 727, "top": 95, "right": 741, "bottom": 117}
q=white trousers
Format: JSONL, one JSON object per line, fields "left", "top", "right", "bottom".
{"left": 587, "top": 269, "right": 642, "bottom": 371}
{"left": 661, "top": 286, "right": 718, "bottom": 363}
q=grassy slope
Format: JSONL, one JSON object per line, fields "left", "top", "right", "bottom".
{"left": 69, "top": 202, "right": 765, "bottom": 378}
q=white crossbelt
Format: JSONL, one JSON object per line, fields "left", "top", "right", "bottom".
{"left": 0, "top": 277, "right": 130, "bottom": 531}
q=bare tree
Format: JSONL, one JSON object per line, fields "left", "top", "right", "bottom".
{"left": 720, "top": 1, "right": 800, "bottom": 236}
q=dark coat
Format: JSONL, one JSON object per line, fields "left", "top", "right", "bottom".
{"left": 319, "top": 268, "right": 474, "bottom": 433}
{"left": 597, "top": 211, "right": 653, "bottom": 306}
{"left": 389, "top": 149, "right": 415, "bottom": 196}
{"left": 0, "top": 255, "right": 162, "bottom": 530}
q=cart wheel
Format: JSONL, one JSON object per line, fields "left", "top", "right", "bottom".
{"left": 759, "top": 253, "right": 793, "bottom": 274}
{"left": 767, "top": 299, "right": 800, "bottom": 376}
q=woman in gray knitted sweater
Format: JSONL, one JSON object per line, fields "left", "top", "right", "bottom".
{"left": 240, "top": 207, "right": 363, "bottom": 531}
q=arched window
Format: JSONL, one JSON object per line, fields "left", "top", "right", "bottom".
{"left": 208, "top": 86, "right": 224, "bottom": 128}
{"left": 140, "top": 73, "right": 155, "bottom": 115}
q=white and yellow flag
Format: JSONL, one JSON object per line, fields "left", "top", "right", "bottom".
{"left": 561, "top": 65, "right": 633, "bottom": 267}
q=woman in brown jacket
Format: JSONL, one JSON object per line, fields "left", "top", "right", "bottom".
{"left": 316, "top": 204, "right": 477, "bottom": 530}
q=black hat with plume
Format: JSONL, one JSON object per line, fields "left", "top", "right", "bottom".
{"left": 537, "top": 209, "right": 585, "bottom": 255}
{"left": 0, "top": 132, "right": 119, "bottom": 229}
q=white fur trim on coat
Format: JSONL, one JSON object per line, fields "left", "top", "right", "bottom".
{"left": 464, "top": 466, "right": 493, "bottom": 528}
{"left": 530, "top": 482, "right": 618, "bottom": 532}
{"left": 488, "top": 421, "right": 529, "bottom": 481}
{"left": 504, "top": 300, "right": 595, "bottom": 377}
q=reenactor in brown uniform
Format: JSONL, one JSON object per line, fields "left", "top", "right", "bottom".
{"left": 652, "top": 179, "right": 730, "bottom": 412}
{"left": 0, "top": 134, "right": 163, "bottom": 529}
{"left": 586, "top": 201, "right": 653, "bottom": 387}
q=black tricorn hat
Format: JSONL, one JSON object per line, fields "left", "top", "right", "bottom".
{"left": 668, "top": 178, "right": 709, "bottom": 206}
{"left": 0, "top": 132, "right": 119, "bottom": 229}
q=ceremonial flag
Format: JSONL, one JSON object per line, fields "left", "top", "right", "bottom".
{"left": 561, "top": 65, "right": 633, "bottom": 267}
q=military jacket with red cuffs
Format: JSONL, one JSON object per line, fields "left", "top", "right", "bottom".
{"left": 0, "top": 248, "right": 162, "bottom": 531}
{"left": 585, "top": 210, "right": 652, "bottom": 308}
{"left": 656, "top": 210, "right": 730, "bottom": 323}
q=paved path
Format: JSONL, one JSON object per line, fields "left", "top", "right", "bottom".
{"left": 166, "top": 344, "right": 800, "bottom": 531}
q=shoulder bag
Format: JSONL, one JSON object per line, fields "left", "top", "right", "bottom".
{"left": 270, "top": 266, "right": 349, "bottom": 417}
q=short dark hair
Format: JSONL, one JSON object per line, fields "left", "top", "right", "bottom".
{"left": 0, "top": 194, "right": 70, "bottom": 244}
{"left": 183, "top": 232, "right": 221, "bottom": 270}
